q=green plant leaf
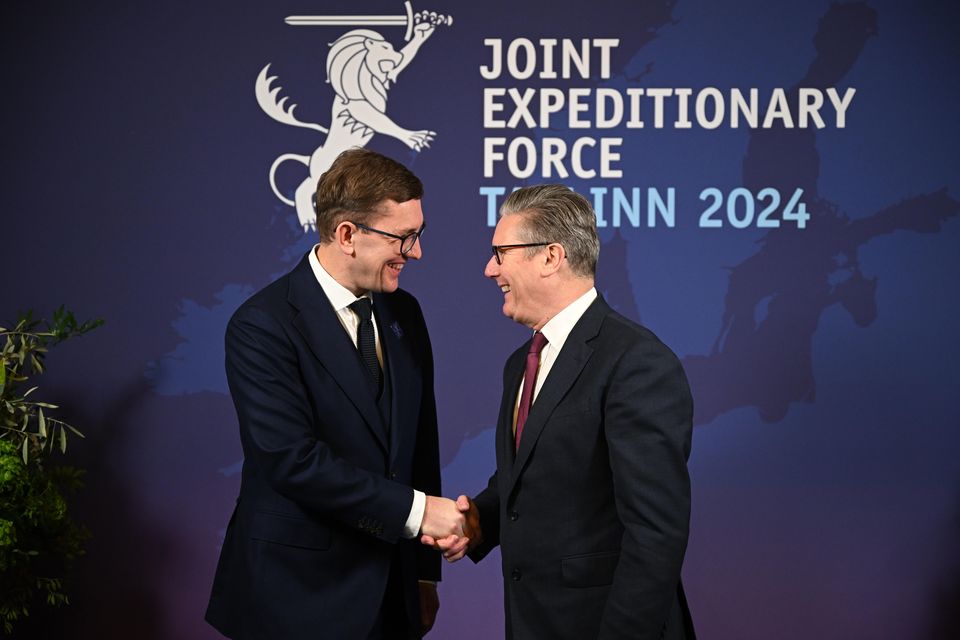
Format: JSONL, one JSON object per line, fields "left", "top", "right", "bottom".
{"left": 38, "top": 408, "right": 46, "bottom": 438}
{"left": 59, "top": 427, "right": 67, "bottom": 454}
{"left": 21, "top": 437, "right": 28, "bottom": 464}
{"left": 63, "top": 423, "right": 85, "bottom": 438}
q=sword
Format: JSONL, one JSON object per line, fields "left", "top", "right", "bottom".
{"left": 285, "top": 1, "right": 453, "bottom": 42}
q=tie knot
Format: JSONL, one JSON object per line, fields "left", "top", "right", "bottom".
{"left": 349, "top": 297, "right": 373, "bottom": 321}
{"left": 529, "top": 331, "right": 548, "bottom": 355}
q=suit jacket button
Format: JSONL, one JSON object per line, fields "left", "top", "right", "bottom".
{"left": 511, "top": 568, "right": 522, "bottom": 581}
{"left": 509, "top": 510, "right": 519, "bottom": 521}
{"left": 390, "top": 471, "right": 397, "bottom": 479}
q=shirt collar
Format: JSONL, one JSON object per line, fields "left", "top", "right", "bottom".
{"left": 308, "top": 245, "right": 372, "bottom": 311}
{"left": 538, "top": 287, "right": 598, "bottom": 352}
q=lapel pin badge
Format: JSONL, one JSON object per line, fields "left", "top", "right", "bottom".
{"left": 390, "top": 321, "right": 403, "bottom": 338}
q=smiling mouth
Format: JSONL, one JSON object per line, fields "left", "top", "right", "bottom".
{"left": 500, "top": 284, "right": 511, "bottom": 293}
{"left": 387, "top": 263, "right": 404, "bottom": 274}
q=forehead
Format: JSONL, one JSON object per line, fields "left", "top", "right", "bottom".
{"left": 371, "top": 198, "right": 424, "bottom": 231}
{"left": 493, "top": 213, "right": 526, "bottom": 242}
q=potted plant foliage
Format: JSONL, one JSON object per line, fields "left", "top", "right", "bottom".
{"left": 0, "top": 307, "right": 102, "bottom": 634}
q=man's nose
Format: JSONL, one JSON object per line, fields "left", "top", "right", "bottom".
{"left": 406, "top": 236, "right": 423, "bottom": 260}
{"left": 483, "top": 254, "right": 499, "bottom": 278}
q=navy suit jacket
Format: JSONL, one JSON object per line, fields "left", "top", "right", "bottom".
{"left": 471, "top": 296, "right": 695, "bottom": 640}
{"left": 205, "top": 255, "right": 440, "bottom": 639}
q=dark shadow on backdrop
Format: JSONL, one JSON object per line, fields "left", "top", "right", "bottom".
{"left": 12, "top": 377, "right": 175, "bottom": 640}
{"left": 928, "top": 486, "right": 960, "bottom": 638}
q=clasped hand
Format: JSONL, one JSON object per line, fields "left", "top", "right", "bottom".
{"left": 420, "top": 495, "right": 481, "bottom": 562}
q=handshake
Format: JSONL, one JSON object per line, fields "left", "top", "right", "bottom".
{"left": 419, "top": 495, "right": 482, "bottom": 562}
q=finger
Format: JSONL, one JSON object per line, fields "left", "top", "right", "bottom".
{"left": 420, "top": 534, "right": 438, "bottom": 547}
{"left": 444, "top": 548, "right": 467, "bottom": 563}
{"left": 456, "top": 495, "right": 471, "bottom": 511}
{"left": 442, "top": 538, "right": 469, "bottom": 558}
{"left": 434, "top": 534, "right": 460, "bottom": 551}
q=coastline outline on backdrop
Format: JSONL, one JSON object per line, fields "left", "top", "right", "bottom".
{"left": 255, "top": 1, "right": 453, "bottom": 231}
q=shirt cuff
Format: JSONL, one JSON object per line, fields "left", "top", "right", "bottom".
{"left": 403, "top": 490, "right": 426, "bottom": 538}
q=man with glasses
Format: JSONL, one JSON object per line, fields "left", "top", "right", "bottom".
{"left": 424, "top": 184, "right": 696, "bottom": 639}
{"left": 206, "top": 148, "right": 469, "bottom": 640}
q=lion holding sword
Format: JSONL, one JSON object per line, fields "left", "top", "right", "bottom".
{"left": 256, "top": 7, "right": 450, "bottom": 231}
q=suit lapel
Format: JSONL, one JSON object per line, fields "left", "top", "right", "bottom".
{"left": 287, "top": 256, "right": 389, "bottom": 453}
{"left": 506, "top": 296, "right": 610, "bottom": 497}
{"left": 372, "top": 293, "right": 417, "bottom": 465}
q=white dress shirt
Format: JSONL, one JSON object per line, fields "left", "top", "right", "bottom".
{"left": 309, "top": 247, "right": 426, "bottom": 538}
{"left": 516, "top": 287, "right": 598, "bottom": 417}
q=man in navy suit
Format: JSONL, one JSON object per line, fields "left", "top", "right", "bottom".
{"left": 426, "top": 185, "right": 696, "bottom": 639}
{"left": 206, "top": 149, "right": 467, "bottom": 639}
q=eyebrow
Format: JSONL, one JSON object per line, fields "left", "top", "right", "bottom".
{"left": 395, "top": 223, "right": 425, "bottom": 235}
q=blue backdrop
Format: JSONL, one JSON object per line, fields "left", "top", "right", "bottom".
{"left": 2, "top": 1, "right": 958, "bottom": 638}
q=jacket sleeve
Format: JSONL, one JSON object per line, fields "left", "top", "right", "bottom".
{"left": 470, "top": 347, "right": 524, "bottom": 562}
{"left": 226, "top": 304, "right": 413, "bottom": 543}
{"left": 468, "top": 470, "right": 501, "bottom": 562}
{"left": 408, "top": 300, "right": 443, "bottom": 581}
{"left": 598, "top": 337, "right": 693, "bottom": 640}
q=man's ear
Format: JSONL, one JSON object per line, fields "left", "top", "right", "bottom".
{"left": 541, "top": 242, "right": 566, "bottom": 276}
{"left": 335, "top": 221, "right": 357, "bottom": 256}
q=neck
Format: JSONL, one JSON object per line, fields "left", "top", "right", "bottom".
{"left": 530, "top": 278, "right": 594, "bottom": 331}
{"left": 315, "top": 244, "right": 366, "bottom": 297}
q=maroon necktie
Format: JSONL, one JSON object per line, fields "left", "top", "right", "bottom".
{"left": 515, "top": 332, "right": 548, "bottom": 451}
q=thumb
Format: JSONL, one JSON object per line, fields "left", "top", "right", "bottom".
{"left": 456, "top": 495, "right": 471, "bottom": 512}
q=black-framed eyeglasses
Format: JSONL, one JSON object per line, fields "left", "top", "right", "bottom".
{"left": 352, "top": 222, "right": 426, "bottom": 256}
{"left": 491, "top": 242, "right": 552, "bottom": 265}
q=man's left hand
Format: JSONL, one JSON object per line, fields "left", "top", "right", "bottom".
{"left": 419, "top": 581, "right": 439, "bottom": 635}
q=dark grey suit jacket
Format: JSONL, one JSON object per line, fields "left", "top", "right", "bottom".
{"left": 472, "top": 295, "right": 695, "bottom": 640}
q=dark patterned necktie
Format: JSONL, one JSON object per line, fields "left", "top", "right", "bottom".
{"left": 349, "top": 298, "right": 381, "bottom": 392}
{"left": 515, "top": 331, "right": 548, "bottom": 451}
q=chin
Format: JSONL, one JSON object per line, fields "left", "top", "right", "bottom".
{"left": 504, "top": 308, "right": 524, "bottom": 325}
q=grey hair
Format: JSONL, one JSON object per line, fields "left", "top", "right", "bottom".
{"left": 500, "top": 185, "right": 600, "bottom": 277}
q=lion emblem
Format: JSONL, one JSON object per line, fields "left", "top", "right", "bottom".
{"left": 256, "top": 15, "right": 448, "bottom": 231}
